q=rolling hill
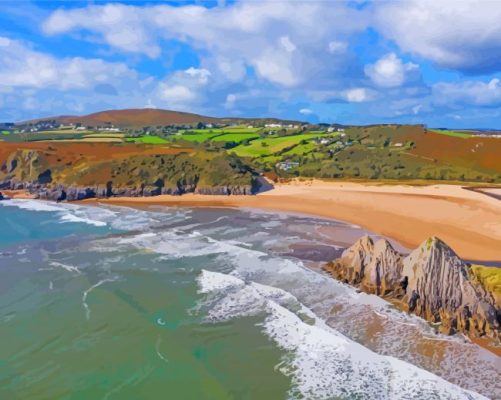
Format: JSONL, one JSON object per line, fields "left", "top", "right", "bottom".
{"left": 19, "top": 108, "right": 302, "bottom": 128}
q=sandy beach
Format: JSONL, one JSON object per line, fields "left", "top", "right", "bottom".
{"left": 80, "top": 180, "right": 501, "bottom": 262}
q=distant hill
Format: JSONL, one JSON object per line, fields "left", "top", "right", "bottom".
{"left": 19, "top": 108, "right": 302, "bottom": 128}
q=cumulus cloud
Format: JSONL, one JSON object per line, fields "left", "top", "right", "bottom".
{"left": 42, "top": 1, "right": 368, "bottom": 87}
{"left": 374, "top": 0, "right": 501, "bottom": 74}
{"left": 433, "top": 79, "right": 501, "bottom": 107}
{"left": 0, "top": 36, "right": 136, "bottom": 90}
{"left": 364, "top": 53, "right": 419, "bottom": 88}
{"left": 343, "top": 88, "right": 377, "bottom": 103}
{"left": 156, "top": 67, "right": 212, "bottom": 110}
{"left": 328, "top": 41, "right": 348, "bottom": 54}
{"left": 299, "top": 108, "right": 313, "bottom": 115}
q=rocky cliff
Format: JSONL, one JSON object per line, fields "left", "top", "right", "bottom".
{"left": 0, "top": 143, "right": 263, "bottom": 200}
{"left": 324, "top": 236, "right": 500, "bottom": 341}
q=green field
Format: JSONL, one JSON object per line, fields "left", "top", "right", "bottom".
{"left": 220, "top": 127, "right": 262, "bottom": 133}
{"left": 179, "top": 129, "right": 224, "bottom": 135}
{"left": 230, "top": 134, "right": 326, "bottom": 157}
{"left": 211, "top": 133, "right": 261, "bottom": 143}
{"left": 127, "top": 136, "right": 169, "bottom": 144}
{"left": 281, "top": 142, "right": 317, "bottom": 156}
{"left": 173, "top": 133, "right": 221, "bottom": 142}
{"left": 428, "top": 129, "right": 472, "bottom": 139}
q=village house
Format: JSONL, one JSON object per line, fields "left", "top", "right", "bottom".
{"left": 276, "top": 161, "right": 299, "bottom": 171}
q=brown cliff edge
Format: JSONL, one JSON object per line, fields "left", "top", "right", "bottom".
{"left": 323, "top": 236, "right": 500, "bottom": 347}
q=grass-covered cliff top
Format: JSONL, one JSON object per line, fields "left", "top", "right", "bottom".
{"left": 1, "top": 124, "right": 501, "bottom": 184}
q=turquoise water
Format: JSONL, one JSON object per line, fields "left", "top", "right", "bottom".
{"left": 0, "top": 200, "right": 498, "bottom": 399}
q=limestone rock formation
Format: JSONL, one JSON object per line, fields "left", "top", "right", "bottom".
{"left": 324, "top": 236, "right": 500, "bottom": 341}
{"left": 324, "top": 235, "right": 405, "bottom": 296}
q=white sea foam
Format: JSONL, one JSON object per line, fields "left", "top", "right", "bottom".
{"left": 50, "top": 261, "right": 81, "bottom": 274}
{"left": 82, "top": 278, "right": 118, "bottom": 320}
{"left": 71, "top": 206, "right": 498, "bottom": 397}
{"left": 197, "top": 270, "right": 487, "bottom": 400}
{"left": 155, "top": 336, "right": 169, "bottom": 363}
{"left": 59, "top": 213, "right": 107, "bottom": 227}
{"left": 1, "top": 199, "right": 110, "bottom": 227}
{"left": 1, "top": 199, "right": 186, "bottom": 231}
{"left": 1, "top": 199, "right": 64, "bottom": 212}
{"left": 115, "top": 229, "right": 267, "bottom": 260}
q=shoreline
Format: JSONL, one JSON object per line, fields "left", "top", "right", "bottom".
{"left": 4, "top": 180, "right": 500, "bottom": 261}
{"left": 77, "top": 180, "right": 501, "bottom": 262}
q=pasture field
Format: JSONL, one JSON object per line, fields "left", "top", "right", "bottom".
{"left": 230, "top": 133, "right": 327, "bottom": 157}
{"left": 428, "top": 129, "right": 472, "bottom": 139}
{"left": 172, "top": 133, "right": 221, "bottom": 142}
{"left": 127, "top": 136, "right": 169, "bottom": 144}
{"left": 281, "top": 142, "right": 317, "bottom": 156}
{"left": 219, "top": 127, "right": 263, "bottom": 134}
{"left": 84, "top": 133, "right": 125, "bottom": 139}
{"left": 211, "top": 133, "right": 261, "bottom": 143}
{"left": 179, "top": 129, "right": 224, "bottom": 135}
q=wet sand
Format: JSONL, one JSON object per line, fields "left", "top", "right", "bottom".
{"left": 84, "top": 180, "right": 501, "bottom": 262}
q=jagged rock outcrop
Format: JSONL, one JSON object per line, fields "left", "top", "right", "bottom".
{"left": 324, "top": 236, "right": 500, "bottom": 341}
{"left": 324, "top": 236, "right": 404, "bottom": 296}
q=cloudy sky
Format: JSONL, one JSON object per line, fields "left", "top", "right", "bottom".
{"left": 1, "top": 0, "right": 501, "bottom": 128}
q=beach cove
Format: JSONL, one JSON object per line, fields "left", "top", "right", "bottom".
{"left": 82, "top": 180, "right": 501, "bottom": 262}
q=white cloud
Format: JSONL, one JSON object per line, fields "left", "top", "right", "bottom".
{"left": 280, "top": 36, "right": 296, "bottom": 53}
{"left": 433, "top": 78, "right": 501, "bottom": 107}
{"left": 159, "top": 85, "right": 196, "bottom": 103}
{"left": 43, "top": 4, "right": 160, "bottom": 57}
{"left": 42, "top": 2, "right": 368, "bottom": 87}
{"left": 184, "top": 67, "right": 211, "bottom": 84}
{"left": 343, "top": 88, "right": 376, "bottom": 103}
{"left": 0, "top": 36, "right": 136, "bottom": 90}
{"left": 328, "top": 41, "right": 348, "bottom": 54}
{"left": 374, "top": 0, "right": 501, "bottom": 74}
{"left": 364, "top": 53, "right": 419, "bottom": 88}
{"left": 299, "top": 108, "right": 313, "bottom": 115}
{"left": 224, "top": 93, "right": 237, "bottom": 109}
{"left": 156, "top": 67, "right": 211, "bottom": 110}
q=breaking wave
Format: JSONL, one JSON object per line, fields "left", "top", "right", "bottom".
{"left": 197, "top": 269, "right": 486, "bottom": 400}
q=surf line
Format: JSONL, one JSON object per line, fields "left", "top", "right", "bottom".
{"left": 50, "top": 261, "right": 82, "bottom": 275}
{"left": 155, "top": 335, "right": 169, "bottom": 363}
{"left": 82, "top": 278, "right": 118, "bottom": 320}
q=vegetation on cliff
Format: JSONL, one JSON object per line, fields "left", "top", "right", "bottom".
{"left": 0, "top": 142, "right": 260, "bottom": 199}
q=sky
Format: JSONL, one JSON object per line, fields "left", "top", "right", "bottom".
{"left": 1, "top": 0, "right": 501, "bottom": 128}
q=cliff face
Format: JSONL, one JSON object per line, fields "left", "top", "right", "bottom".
{"left": 324, "top": 236, "right": 500, "bottom": 340}
{"left": 0, "top": 143, "right": 262, "bottom": 200}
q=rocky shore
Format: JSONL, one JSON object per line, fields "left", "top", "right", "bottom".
{"left": 0, "top": 179, "right": 257, "bottom": 201}
{"left": 323, "top": 236, "right": 500, "bottom": 341}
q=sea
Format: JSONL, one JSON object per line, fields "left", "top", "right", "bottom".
{"left": 0, "top": 199, "right": 499, "bottom": 399}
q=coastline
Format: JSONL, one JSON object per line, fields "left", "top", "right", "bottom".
{"left": 77, "top": 180, "right": 501, "bottom": 262}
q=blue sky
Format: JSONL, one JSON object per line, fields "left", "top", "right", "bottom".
{"left": 1, "top": 0, "right": 501, "bottom": 128}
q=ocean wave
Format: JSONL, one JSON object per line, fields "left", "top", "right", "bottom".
{"left": 197, "top": 269, "right": 487, "bottom": 400}
{"left": 0, "top": 199, "right": 190, "bottom": 231}
{"left": 82, "top": 277, "right": 119, "bottom": 320}
{"left": 1, "top": 199, "right": 112, "bottom": 227}
{"left": 59, "top": 212, "right": 108, "bottom": 227}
